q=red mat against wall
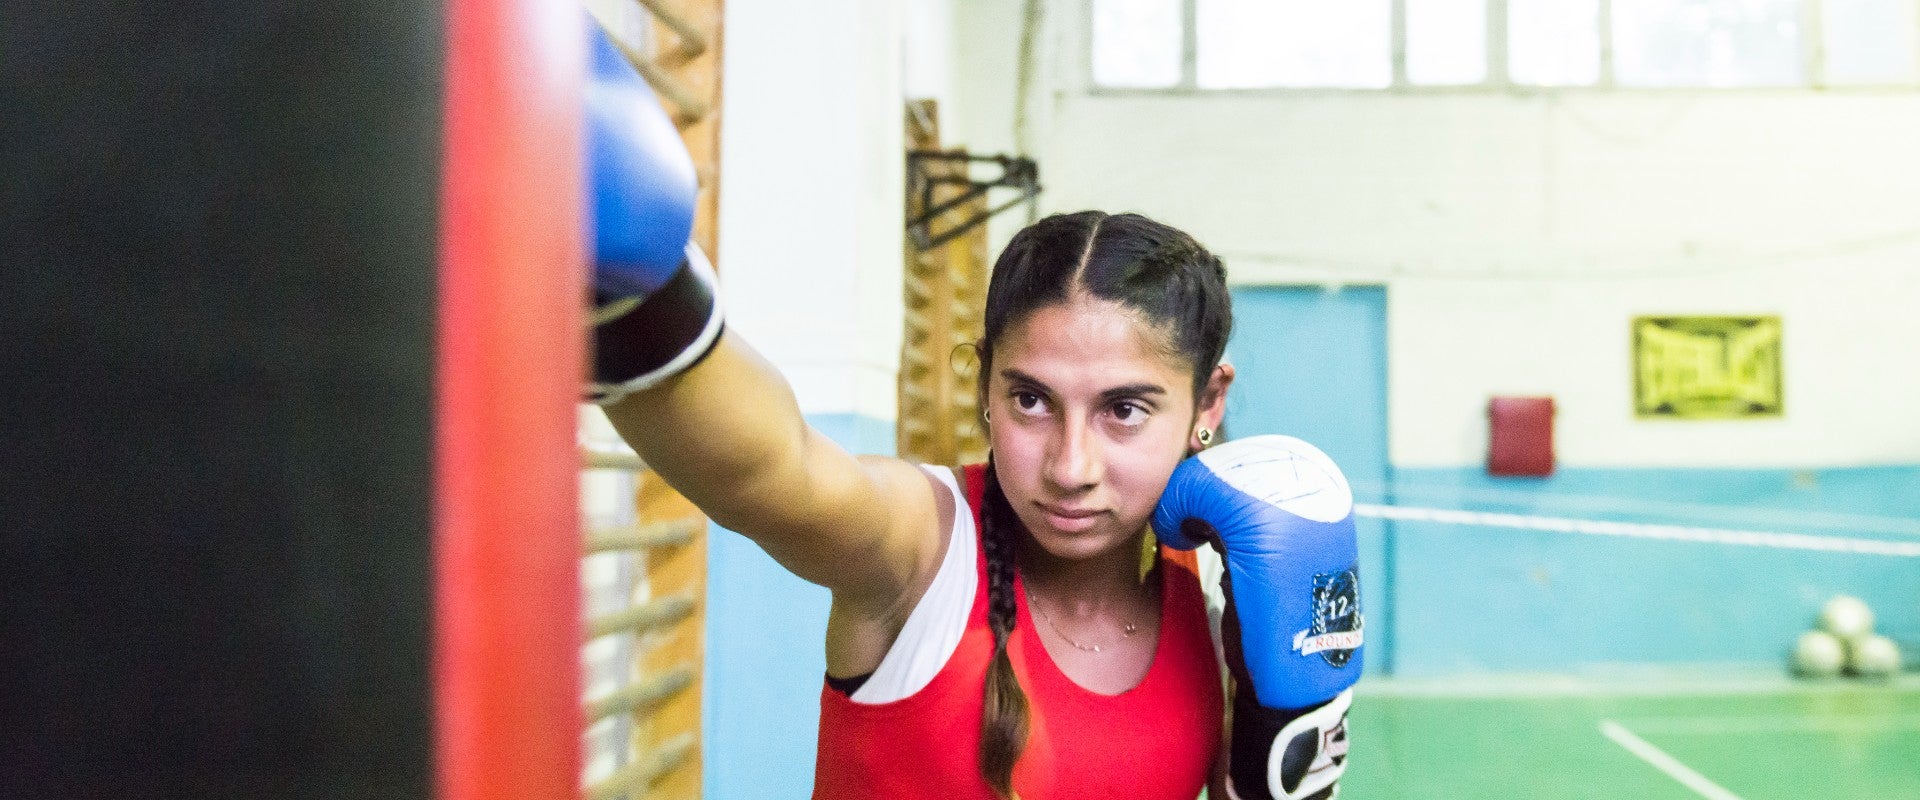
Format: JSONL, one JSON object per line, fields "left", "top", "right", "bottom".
{"left": 1488, "top": 396, "right": 1555, "bottom": 477}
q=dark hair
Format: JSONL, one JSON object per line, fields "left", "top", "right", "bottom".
{"left": 972, "top": 211, "right": 1231, "bottom": 796}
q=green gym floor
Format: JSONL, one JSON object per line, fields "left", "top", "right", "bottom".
{"left": 1338, "top": 674, "right": 1920, "bottom": 799}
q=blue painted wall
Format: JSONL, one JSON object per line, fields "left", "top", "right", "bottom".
{"left": 1387, "top": 465, "right": 1920, "bottom": 676}
{"left": 702, "top": 413, "right": 894, "bottom": 800}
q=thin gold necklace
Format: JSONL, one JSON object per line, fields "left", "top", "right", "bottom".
{"left": 1024, "top": 584, "right": 1138, "bottom": 653}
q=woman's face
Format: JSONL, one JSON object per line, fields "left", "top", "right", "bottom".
{"left": 985, "top": 298, "right": 1225, "bottom": 563}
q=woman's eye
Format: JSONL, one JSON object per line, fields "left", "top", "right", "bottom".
{"left": 1111, "top": 401, "right": 1149, "bottom": 426}
{"left": 1013, "top": 392, "right": 1046, "bottom": 414}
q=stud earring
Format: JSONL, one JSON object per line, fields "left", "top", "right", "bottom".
{"left": 1196, "top": 428, "right": 1214, "bottom": 447}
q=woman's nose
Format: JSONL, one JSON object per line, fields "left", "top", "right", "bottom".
{"left": 1046, "top": 418, "right": 1101, "bottom": 490}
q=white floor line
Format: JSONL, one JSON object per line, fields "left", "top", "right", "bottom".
{"left": 1356, "top": 503, "right": 1920, "bottom": 557}
{"left": 1599, "top": 720, "right": 1744, "bottom": 800}
{"left": 1617, "top": 713, "right": 1920, "bottom": 735}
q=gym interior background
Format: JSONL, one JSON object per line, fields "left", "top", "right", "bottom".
{"left": 674, "top": 1, "right": 1920, "bottom": 797}
{"left": 5, "top": 0, "right": 1915, "bottom": 798}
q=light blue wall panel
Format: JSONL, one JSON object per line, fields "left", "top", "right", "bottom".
{"left": 702, "top": 413, "right": 894, "bottom": 800}
{"left": 1389, "top": 465, "right": 1920, "bottom": 676}
{"left": 1225, "top": 286, "right": 1394, "bottom": 674}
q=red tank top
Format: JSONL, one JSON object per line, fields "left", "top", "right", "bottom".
{"left": 812, "top": 465, "right": 1223, "bottom": 799}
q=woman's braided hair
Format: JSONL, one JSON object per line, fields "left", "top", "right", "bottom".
{"left": 972, "top": 211, "right": 1231, "bottom": 796}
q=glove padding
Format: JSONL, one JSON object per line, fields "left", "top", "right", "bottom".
{"left": 583, "top": 17, "right": 721, "bottom": 403}
{"left": 587, "top": 16, "right": 696, "bottom": 296}
{"left": 1152, "top": 435, "right": 1363, "bottom": 800}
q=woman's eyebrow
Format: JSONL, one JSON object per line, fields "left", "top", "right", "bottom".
{"left": 1000, "top": 368, "right": 1166, "bottom": 401}
{"left": 1098, "top": 383, "right": 1167, "bottom": 403}
{"left": 999, "top": 368, "right": 1052, "bottom": 392}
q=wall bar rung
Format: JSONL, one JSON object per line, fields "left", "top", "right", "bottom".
{"left": 901, "top": 346, "right": 931, "bottom": 373}
{"left": 905, "top": 276, "right": 932, "bottom": 305}
{"left": 587, "top": 519, "right": 699, "bottom": 552}
{"left": 635, "top": 0, "right": 708, "bottom": 56}
{"left": 588, "top": 594, "right": 696, "bottom": 640}
{"left": 605, "top": 37, "right": 710, "bottom": 123}
{"left": 584, "top": 449, "right": 649, "bottom": 471}
{"left": 902, "top": 306, "right": 930, "bottom": 334}
{"left": 585, "top": 732, "right": 697, "bottom": 800}
{"left": 586, "top": 664, "right": 695, "bottom": 722}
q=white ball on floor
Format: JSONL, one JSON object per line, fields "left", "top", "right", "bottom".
{"left": 1848, "top": 634, "right": 1902, "bottom": 678}
{"left": 1792, "top": 630, "right": 1845, "bottom": 678}
{"left": 1819, "top": 595, "right": 1875, "bottom": 640}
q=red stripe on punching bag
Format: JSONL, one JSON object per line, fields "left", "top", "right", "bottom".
{"left": 436, "top": 2, "right": 585, "bottom": 799}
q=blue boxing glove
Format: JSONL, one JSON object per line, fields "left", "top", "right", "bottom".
{"left": 1152, "top": 435, "right": 1363, "bottom": 800}
{"left": 584, "top": 17, "right": 722, "bottom": 404}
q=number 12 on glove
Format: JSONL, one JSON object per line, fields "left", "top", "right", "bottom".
{"left": 1152, "top": 435, "right": 1364, "bottom": 800}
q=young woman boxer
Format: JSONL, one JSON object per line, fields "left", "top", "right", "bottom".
{"left": 586, "top": 21, "right": 1355, "bottom": 798}
{"left": 605, "top": 209, "right": 1234, "bottom": 798}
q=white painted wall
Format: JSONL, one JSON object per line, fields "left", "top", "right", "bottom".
{"left": 951, "top": 3, "right": 1920, "bottom": 468}
{"left": 906, "top": 0, "right": 956, "bottom": 110}
{"left": 717, "top": 0, "right": 904, "bottom": 420}
{"left": 1389, "top": 258, "right": 1920, "bottom": 468}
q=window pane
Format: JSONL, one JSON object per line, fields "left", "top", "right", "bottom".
{"left": 1824, "top": 0, "right": 1920, "bottom": 85}
{"left": 1614, "top": 0, "right": 1800, "bottom": 87}
{"left": 1510, "top": 0, "right": 1601, "bottom": 85}
{"left": 1092, "top": 0, "right": 1183, "bottom": 88}
{"left": 1408, "top": 0, "right": 1488, "bottom": 85}
{"left": 1198, "top": 0, "right": 1392, "bottom": 88}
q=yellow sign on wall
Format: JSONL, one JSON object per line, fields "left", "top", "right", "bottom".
{"left": 1633, "top": 316, "right": 1783, "bottom": 419}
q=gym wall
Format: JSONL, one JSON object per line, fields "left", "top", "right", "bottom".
{"left": 691, "top": 0, "right": 1920, "bottom": 795}
{"left": 944, "top": 0, "right": 1920, "bottom": 677}
{"left": 699, "top": 0, "right": 904, "bottom": 798}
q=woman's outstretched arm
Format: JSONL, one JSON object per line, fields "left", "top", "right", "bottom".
{"left": 603, "top": 330, "right": 942, "bottom": 609}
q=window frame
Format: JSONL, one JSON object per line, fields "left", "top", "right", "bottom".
{"left": 1084, "top": 0, "right": 1920, "bottom": 94}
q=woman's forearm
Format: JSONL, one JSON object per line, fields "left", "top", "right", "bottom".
{"left": 603, "top": 330, "right": 814, "bottom": 536}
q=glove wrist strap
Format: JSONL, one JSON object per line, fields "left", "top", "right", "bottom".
{"left": 589, "top": 243, "right": 724, "bottom": 405}
{"left": 1228, "top": 688, "right": 1352, "bottom": 800}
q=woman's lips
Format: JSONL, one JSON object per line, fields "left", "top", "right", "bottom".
{"left": 1038, "top": 503, "right": 1103, "bottom": 532}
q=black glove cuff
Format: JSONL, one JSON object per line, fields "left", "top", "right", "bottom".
{"left": 590, "top": 248, "right": 723, "bottom": 404}
{"left": 1228, "top": 688, "right": 1352, "bottom": 800}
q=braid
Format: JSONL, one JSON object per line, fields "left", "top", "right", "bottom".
{"left": 978, "top": 456, "right": 1029, "bottom": 797}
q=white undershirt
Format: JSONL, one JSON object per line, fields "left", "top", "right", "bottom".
{"left": 849, "top": 465, "right": 978, "bottom": 704}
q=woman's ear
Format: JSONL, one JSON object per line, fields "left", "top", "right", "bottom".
{"left": 1189, "top": 363, "right": 1235, "bottom": 451}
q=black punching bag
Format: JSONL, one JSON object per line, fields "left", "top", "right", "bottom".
{"left": 1, "top": 1, "right": 587, "bottom": 797}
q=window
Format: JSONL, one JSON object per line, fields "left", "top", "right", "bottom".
{"left": 1509, "top": 0, "right": 1602, "bottom": 86}
{"left": 1091, "top": 0, "right": 1183, "bottom": 88}
{"left": 1612, "top": 0, "right": 1801, "bottom": 87}
{"left": 1197, "top": 0, "right": 1392, "bottom": 89}
{"left": 1824, "top": 0, "right": 1920, "bottom": 84}
{"left": 1407, "top": 0, "right": 1489, "bottom": 86}
{"left": 1090, "top": 0, "right": 1920, "bottom": 90}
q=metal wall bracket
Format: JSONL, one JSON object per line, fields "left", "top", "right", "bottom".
{"left": 906, "top": 151, "right": 1041, "bottom": 250}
